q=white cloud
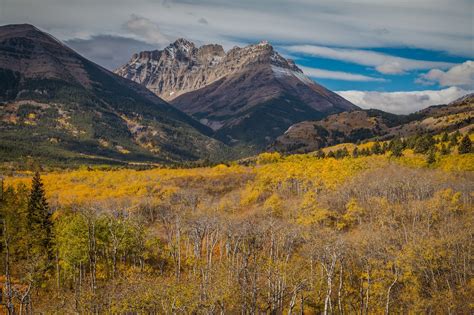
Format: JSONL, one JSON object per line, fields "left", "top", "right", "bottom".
{"left": 300, "top": 66, "right": 386, "bottom": 82}
{"left": 337, "top": 87, "right": 472, "bottom": 114}
{"left": 416, "top": 61, "right": 474, "bottom": 89}
{"left": 124, "top": 14, "right": 169, "bottom": 45}
{"left": 287, "top": 45, "right": 454, "bottom": 74}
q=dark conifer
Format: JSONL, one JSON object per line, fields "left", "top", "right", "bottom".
{"left": 391, "top": 139, "right": 404, "bottom": 157}
{"left": 441, "top": 132, "right": 449, "bottom": 142}
{"left": 27, "top": 172, "right": 54, "bottom": 267}
{"left": 352, "top": 147, "right": 359, "bottom": 158}
{"left": 316, "top": 149, "right": 326, "bottom": 159}
{"left": 371, "top": 142, "right": 382, "bottom": 155}
{"left": 426, "top": 149, "right": 436, "bottom": 164}
{"left": 440, "top": 143, "right": 450, "bottom": 155}
{"left": 458, "top": 135, "right": 472, "bottom": 154}
{"left": 450, "top": 131, "right": 461, "bottom": 146}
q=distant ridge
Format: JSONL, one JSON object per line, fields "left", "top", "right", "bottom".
{"left": 272, "top": 93, "right": 474, "bottom": 154}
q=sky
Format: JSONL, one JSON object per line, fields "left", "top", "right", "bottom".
{"left": 1, "top": 0, "right": 473, "bottom": 114}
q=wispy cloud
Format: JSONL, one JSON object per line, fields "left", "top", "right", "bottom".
{"left": 300, "top": 66, "right": 386, "bottom": 82}
{"left": 124, "top": 14, "right": 169, "bottom": 45}
{"left": 337, "top": 87, "right": 472, "bottom": 114}
{"left": 416, "top": 60, "right": 474, "bottom": 89}
{"left": 287, "top": 45, "right": 454, "bottom": 74}
{"left": 2, "top": 0, "right": 472, "bottom": 57}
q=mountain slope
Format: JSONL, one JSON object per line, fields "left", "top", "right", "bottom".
{"left": 0, "top": 24, "right": 226, "bottom": 166}
{"left": 272, "top": 94, "right": 473, "bottom": 153}
{"left": 116, "top": 40, "right": 357, "bottom": 150}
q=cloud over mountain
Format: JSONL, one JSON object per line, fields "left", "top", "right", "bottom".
{"left": 124, "top": 14, "right": 169, "bottom": 45}
{"left": 337, "top": 87, "right": 472, "bottom": 114}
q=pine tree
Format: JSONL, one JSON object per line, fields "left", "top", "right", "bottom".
{"left": 426, "top": 149, "right": 436, "bottom": 164}
{"left": 352, "top": 147, "right": 359, "bottom": 158}
{"left": 441, "top": 132, "right": 449, "bottom": 142}
{"left": 440, "top": 143, "right": 450, "bottom": 155}
{"left": 371, "top": 142, "right": 382, "bottom": 155}
{"left": 338, "top": 148, "right": 349, "bottom": 159}
{"left": 316, "top": 149, "right": 326, "bottom": 159}
{"left": 389, "top": 138, "right": 404, "bottom": 157}
{"left": 27, "top": 172, "right": 54, "bottom": 277}
{"left": 450, "top": 131, "right": 461, "bottom": 146}
{"left": 414, "top": 134, "right": 435, "bottom": 153}
{"left": 458, "top": 135, "right": 472, "bottom": 154}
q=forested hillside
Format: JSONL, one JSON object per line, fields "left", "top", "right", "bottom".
{"left": 1, "top": 132, "right": 472, "bottom": 314}
{"left": 0, "top": 24, "right": 227, "bottom": 166}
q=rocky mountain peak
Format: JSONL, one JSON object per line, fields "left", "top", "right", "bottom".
{"left": 115, "top": 39, "right": 305, "bottom": 101}
{"left": 166, "top": 38, "right": 196, "bottom": 57}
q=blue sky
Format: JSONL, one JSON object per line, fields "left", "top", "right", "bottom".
{"left": 1, "top": 0, "right": 473, "bottom": 113}
{"left": 284, "top": 47, "right": 469, "bottom": 91}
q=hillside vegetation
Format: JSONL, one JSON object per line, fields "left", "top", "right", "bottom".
{"left": 273, "top": 94, "right": 473, "bottom": 154}
{"left": 1, "top": 134, "right": 473, "bottom": 313}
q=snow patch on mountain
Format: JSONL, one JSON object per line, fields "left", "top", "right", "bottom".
{"left": 271, "top": 65, "right": 313, "bottom": 86}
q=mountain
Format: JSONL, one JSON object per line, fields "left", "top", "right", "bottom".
{"left": 0, "top": 24, "right": 227, "bottom": 166}
{"left": 272, "top": 94, "right": 473, "bottom": 153}
{"left": 116, "top": 39, "right": 357, "bottom": 151}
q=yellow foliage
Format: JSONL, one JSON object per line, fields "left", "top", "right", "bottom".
{"left": 256, "top": 152, "right": 281, "bottom": 165}
{"left": 438, "top": 154, "right": 474, "bottom": 172}
{"left": 263, "top": 193, "right": 284, "bottom": 217}
{"left": 430, "top": 188, "right": 464, "bottom": 214}
{"left": 338, "top": 198, "right": 365, "bottom": 229}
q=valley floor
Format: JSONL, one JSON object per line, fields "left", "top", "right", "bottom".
{"left": 1, "top": 148, "right": 473, "bottom": 313}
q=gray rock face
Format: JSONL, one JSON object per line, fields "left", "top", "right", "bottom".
{"left": 116, "top": 39, "right": 299, "bottom": 101}
{"left": 116, "top": 39, "right": 358, "bottom": 149}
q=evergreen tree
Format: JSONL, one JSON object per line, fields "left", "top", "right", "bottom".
{"left": 426, "top": 149, "right": 436, "bottom": 164}
{"left": 315, "top": 149, "right": 326, "bottom": 159}
{"left": 27, "top": 172, "right": 54, "bottom": 280}
{"left": 458, "top": 135, "right": 472, "bottom": 154}
{"left": 440, "top": 143, "right": 450, "bottom": 155}
{"left": 414, "top": 134, "right": 435, "bottom": 154}
{"left": 450, "top": 131, "right": 461, "bottom": 146}
{"left": 405, "top": 135, "right": 418, "bottom": 150}
{"left": 339, "top": 148, "right": 349, "bottom": 158}
{"left": 327, "top": 151, "right": 335, "bottom": 158}
{"left": 352, "top": 147, "right": 359, "bottom": 158}
{"left": 360, "top": 148, "right": 370, "bottom": 156}
{"left": 390, "top": 139, "right": 404, "bottom": 157}
{"left": 441, "top": 132, "right": 449, "bottom": 142}
{"left": 371, "top": 142, "right": 382, "bottom": 155}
